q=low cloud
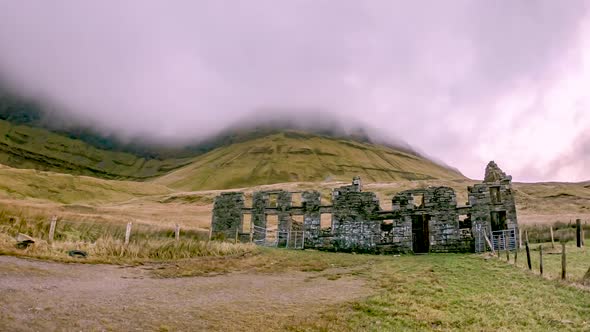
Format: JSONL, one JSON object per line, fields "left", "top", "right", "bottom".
{"left": 0, "top": 1, "right": 588, "bottom": 181}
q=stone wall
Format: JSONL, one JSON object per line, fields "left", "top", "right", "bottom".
{"left": 330, "top": 191, "right": 381, "bottom": 251}
{"left": 468, "top": 161, "right": 518, "bottom": 247}
{"left": 211, "top": 192, "right": 244, "bottom": 239}
{"left": 391, "top": 187, "right": 471, "bottom": 253}
{"left": 302, "top": 190, "right": 321, "bottom": 248}
{"left": 209, "top": 161, "right": 518, "bottom": 254}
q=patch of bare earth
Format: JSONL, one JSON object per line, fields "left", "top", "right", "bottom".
{"left": 0, "top": 256, "right": 369, "bottom": 331}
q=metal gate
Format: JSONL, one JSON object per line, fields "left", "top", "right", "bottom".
{"left": 491, "top": 229, "right": 517, "bottom": 251}
{"left": 252, "top": 225, "right": 304, "bottom": 249}
{"left": 474, "top": 226, "right": 518, "bottom": 253}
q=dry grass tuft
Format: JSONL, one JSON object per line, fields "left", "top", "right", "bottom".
{"left": 0, "top": 208, "right": 257, "bottom": 263}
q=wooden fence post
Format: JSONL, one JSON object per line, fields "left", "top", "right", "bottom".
{"left": 525, "top": 230, "right": 529, "bottom": 244}
{"left": 519, "top": 228, "right": 523, "bottom": 249}
{"left": 48, "top": 216, "right": 57, "bottom": 243}
{"left": 249, "top": 222, "right": 254, "bottom": 243}
{"left": 484, "top": 233, "right": 495, "bottom": 256}
{"left": 125, "top": 222, "right": 132, "bottom": 245}
{"left": 539, "top": 244, "right": 543, "bottom": 276}
{"left": 550, "top": 226, "right": 555, "bottom": 249}
{"left": 577, "top": 219, "right": 582, "bottom": 247}
{"left": 514, "top": 248, "right": 518, "bottom": 266}
{"left": 175, "top": 224, "right": 180, "bottom": 241}
{"left": 525, "top": 241, "right": 532, "bottom": 270}
{"left": 561, "top": 242, "right": 567, "bottom": 280}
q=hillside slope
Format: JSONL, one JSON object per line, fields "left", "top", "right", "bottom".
{"left": 0, "top": 119, "right": 192, "bottom": 179}
{"left": 153, "top": 131, "right": 465, "bottom": 190}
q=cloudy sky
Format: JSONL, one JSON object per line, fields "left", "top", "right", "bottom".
{"left": 0, "top": 1, "right": 588, "bottom": 182}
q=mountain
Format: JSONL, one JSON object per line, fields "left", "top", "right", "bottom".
{"left": 0, "top": 87, "right": 464, "bottom": 186}
{"left": 0, "top": 117, "right": 465, "bottom": 188}
{"left": 153, "top": 131, "right": 465, "bottom": 190}
{"left": 0, "top": 119, "right": 194, "bottom": 179}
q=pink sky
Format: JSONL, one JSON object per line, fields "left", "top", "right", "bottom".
{"left": 0, "top": 1, "right": 588, "bottom": 182}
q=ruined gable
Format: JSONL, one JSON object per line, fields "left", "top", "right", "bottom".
{"left": 484, "top": 161, "right": 510, "bottom": 183}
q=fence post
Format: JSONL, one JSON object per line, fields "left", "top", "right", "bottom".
{"left": 561, "top": 242, "right": 567, "bottom": 280}
{"left": 484, "top": 233, "right": 495, "bottom": 256}
{"left": 125, "top": 222, "right": 132, "bottom": 245}
{"left": 249, "top": 222, "right": 254, "bottom": 243}
{"left": 48, "top": 216, "right": 57, "bottom": 243}
{"left": 514, "top": 247, "right": 518, "bottom": 266}
{"left": 525, "top": 230, "right": 529, "bottom": 244}
{"left": 518, "top": 228, "right": 523, "bottom": 249}
{"left": 539, "top": 244, "right": 543, "bottom": 276}
{"left": 577, "top": 219, "right": 582, "bottom": 247}
{"left": 301, "top": 228, "right": 305, "bottom": 249}
{"left": 504, "top": 233, "right": 509, "bottom": 262}
{"left": 175, "top": 224, "right": 180, "bottom": 241}
{"left": 525, "top": 241, "right": 532, "bottom": 270}
{"left": 208, "top": 227, "right": 213, "bottom": 241}
{"left": 550, "top": 226, "right": 555, "bottom": 249}
{"left": 235, "top": 227, "right": 239, "bottom": 244}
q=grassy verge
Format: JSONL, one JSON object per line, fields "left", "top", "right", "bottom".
{"left": 510, "top": 242, "right": 589, "bottom": 284}
{"left": 289, "top": 254, "right": 590, "bottom": 331}
{"left": 0, "top": 208, "right": 256, "bottom": 263}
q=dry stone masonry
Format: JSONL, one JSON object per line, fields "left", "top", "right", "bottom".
{"left": 210, "top": 161, "right": 518, "bottom": 253}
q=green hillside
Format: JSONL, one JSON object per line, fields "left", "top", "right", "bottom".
{"left": 153, "top": 131, "right": 465, "bottom": 190}
{"left": 0, "top": 119, "right": 192, "bottom": 179}
{"left": 0, "top": 164, "right": 172, "bottom": 204}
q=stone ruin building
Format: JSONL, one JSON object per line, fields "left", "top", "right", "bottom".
{"left": 211, "top": 161, "right": 518, "bottom": 253}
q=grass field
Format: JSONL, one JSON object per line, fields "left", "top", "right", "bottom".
{"left": 158, "top": 247, "right": 590, "bottom": 330}
{"left": 276, "top": 250, "right": 590, "bottom": 331}
{"left": 3, "top": 247, "right": 588, "bottom": 331}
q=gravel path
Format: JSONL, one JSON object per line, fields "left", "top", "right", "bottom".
{"left": 0, "top": 256, "right": 368, "bottom": 331}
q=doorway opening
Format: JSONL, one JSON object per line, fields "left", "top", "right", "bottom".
{"left": 412, "top": 214, "right": 431, "bottom": 253}
{"left": 242, "top": 214, "right": 252, "bottom": 233}
{"left": 265, "top": 215, "right": 279, "bottom": 243}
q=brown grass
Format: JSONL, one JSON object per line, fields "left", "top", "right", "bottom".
{"left": 0, "top": 208, "right": 256, "bottom": 264}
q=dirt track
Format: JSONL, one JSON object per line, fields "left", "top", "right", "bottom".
{"left": 0, "top": 256, "right": 369, "bottom": 331}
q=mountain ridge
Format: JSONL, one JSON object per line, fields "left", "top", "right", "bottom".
{"left": 153, "top": 131, "right": 465, "bottom": 190}
{"left": 0, "top": 87, "right": 465, "bottom": 186}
